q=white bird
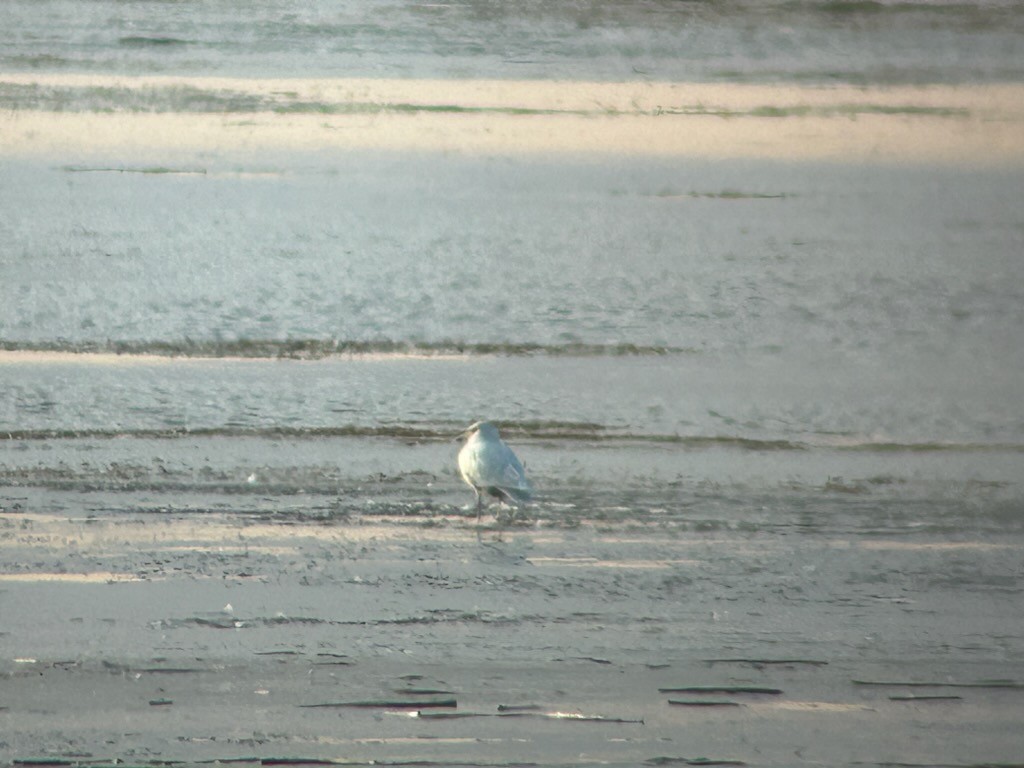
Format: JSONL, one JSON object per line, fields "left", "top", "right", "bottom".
{"left": 457, "top": 421, "right": 533, "bottom": 522}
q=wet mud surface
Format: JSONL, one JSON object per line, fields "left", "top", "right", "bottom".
{"left": 2, "top": 440, "right": 1022, "bottom": 767}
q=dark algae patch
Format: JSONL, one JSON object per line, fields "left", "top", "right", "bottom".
{"left": 0, "top": 81, "right": 975, "bottom": 120}
{"left": 703, "top": 658, "right": 828, "bottom": 667}
{"left": 659, "top": 686, "right": 784, "bottom": 695}
{"left": 118, "top": 36, "right": 190, "bottom": 46}
{"left": 0, "top": 337, "right": 688, "bottom": 359}
{"left": 645, "top": 758, "right": 747, "bottom": 766}
{"left": 298, "top": 698, "right": 457, "bottom": 709}
{"left": 61, "top": 165, "right": 208, "bottom": 175}
{"left": 852, "top": 679, "right": 1024, "bottom": 689}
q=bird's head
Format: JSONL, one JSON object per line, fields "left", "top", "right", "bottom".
{"left": 457, "top": 420, "right": 497, "bottom": 442}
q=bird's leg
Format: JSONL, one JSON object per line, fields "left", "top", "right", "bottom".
{"left": 474, "top": 488, "right": 483, "bottom": 526}
{"left": 495, "top": 503, "right": 508, "bottom": 527}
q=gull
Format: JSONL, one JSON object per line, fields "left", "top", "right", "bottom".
{"left": 457, "top": 421, "right": 532, "bottom": 522}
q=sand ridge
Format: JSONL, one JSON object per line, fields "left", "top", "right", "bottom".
{"left": 3, "top": 73, "right": 1023, "bottom": 164}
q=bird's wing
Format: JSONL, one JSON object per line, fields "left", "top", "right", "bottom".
{"left": 498, "top": 445, "right": 532, "bottom": 492}
{"left": 462, "top": 435, "right": 532, "bottom": 498}
{"left": 469, "top": 442, "right": 521, "bottom": 486}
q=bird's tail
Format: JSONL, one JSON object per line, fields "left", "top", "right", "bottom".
{"left": 495, "top": 485, "right": 532, "bottom": 505}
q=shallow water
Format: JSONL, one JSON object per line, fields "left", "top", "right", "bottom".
{"left": 2, "top": 153, "right": 1023, "bottom": 451}
{"left": 3, "top": 0, "right": 1024, "bottom": 84}
{"left": 2, "top": 142, "right": 1023, "bottom": 617}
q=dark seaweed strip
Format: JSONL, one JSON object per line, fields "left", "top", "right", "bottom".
{"left": 298, "top": 698, "right": 456, "bottom": 709}
{"left": 703, "top": 658, "right": 828, "bottom": 667}
{"left": 888, "top": 695, "right": 963, "bottom": 701}
{"left": 645, "top": 758, "right": 747, "bottom": 766}
{"left": 852, "top": 679, "right": 1024, "bottom": 689}
{"left": 659, "top": 686, "right": 783, "bottom": 695}
{"left": 415, "top": 710, "right": 643, "bottom": 723}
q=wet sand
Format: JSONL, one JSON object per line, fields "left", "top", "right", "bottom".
{"left": 2, "top": 75, "right": 1024, "bottom": 164}
{"left": 2, "top": 473, "right": 1023, "bottom": 766}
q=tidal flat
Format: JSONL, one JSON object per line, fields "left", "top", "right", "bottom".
{"left": 3, "top": 4, "right": 1024, "bottom": 761}
{"left": 2, "top": 423, "right": 1023, "bottom": 766}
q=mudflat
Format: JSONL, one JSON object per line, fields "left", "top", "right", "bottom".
{"left": 3, "top": 64, "right": 1023, "bottom": 768}
{"left": 2, "top": 475, "right": 1022, "bottom": 767}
